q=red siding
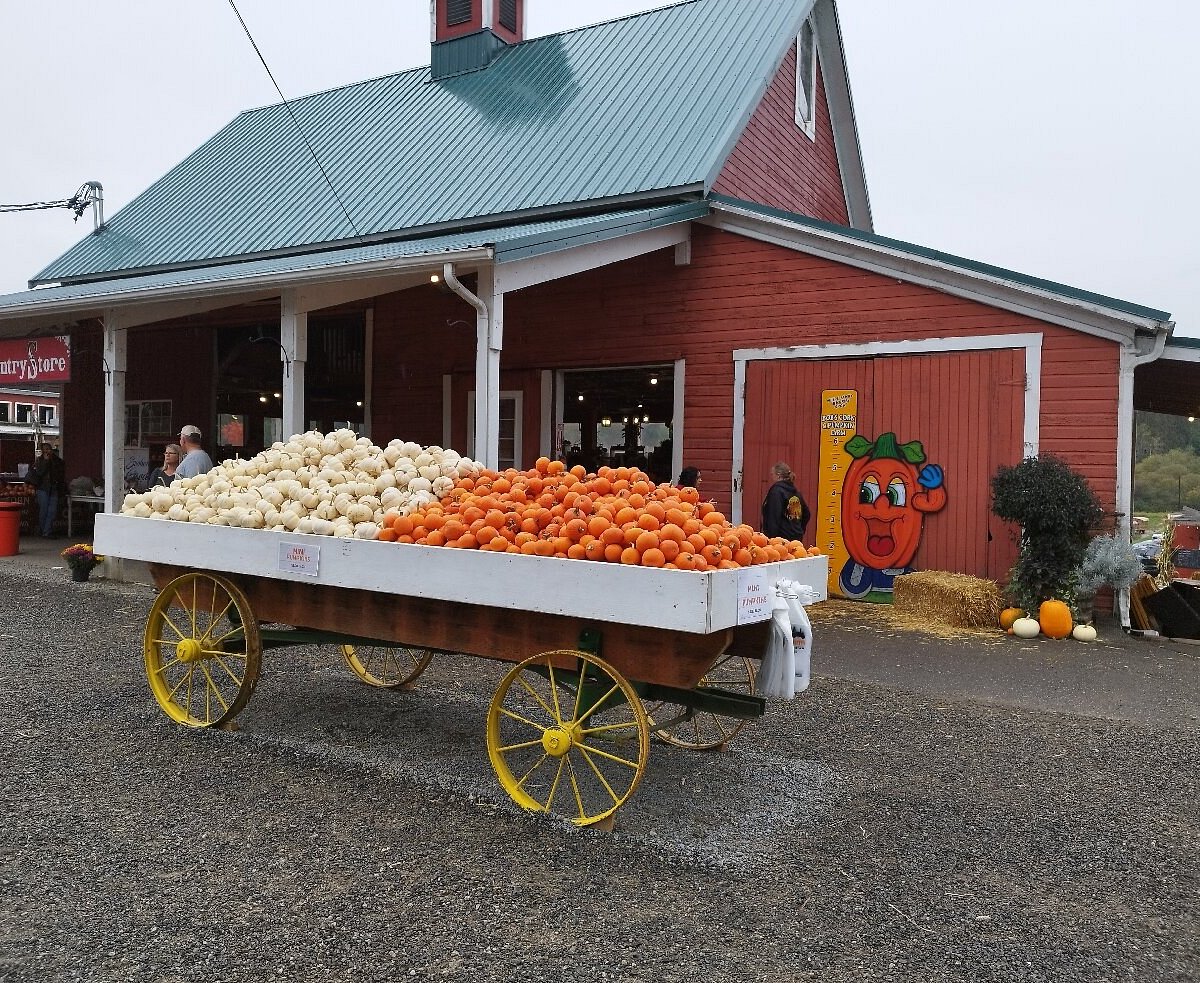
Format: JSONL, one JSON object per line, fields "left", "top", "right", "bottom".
{"left": 369, "top": 226, "right": 1119, "bottom": 533}
{"left": 712, "top": 46, "right": 849, "bottom": 224}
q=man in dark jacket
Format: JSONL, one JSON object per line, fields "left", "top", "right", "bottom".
{"left": 761, "top": 462, "right": 811, "bottom": 540}
{"left": 26, "top": 442, "right": 66, "bottom": 537}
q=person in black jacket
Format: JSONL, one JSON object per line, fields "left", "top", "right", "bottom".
{"left": 761, "top": 462, "right": 811, "bottom": 541}
{"left": 26, "top": 442, "right": 67, "bottom": 537}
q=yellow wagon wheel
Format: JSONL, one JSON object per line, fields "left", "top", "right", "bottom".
{"left": 487, "top": 650, "right": 649, "bottom": 827}
{"left": 645, "top": 653, "right": 757, "bottom": 750}
{"left": 340, "top": 645, "right": 433, "bottom": 689}
{"left": 143, "top": 572, "right": 262, "bottom": 729}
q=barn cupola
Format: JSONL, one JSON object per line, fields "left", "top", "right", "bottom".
{"left": 431, "top": 0, "right": 525, "bottom": 81}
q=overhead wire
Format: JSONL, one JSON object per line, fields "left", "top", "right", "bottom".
{"left": 225, "top": 0, "right": 363, "bottom": 239}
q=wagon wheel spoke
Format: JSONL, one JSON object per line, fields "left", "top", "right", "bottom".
{"left": 575, "top": 745, "right": 624, "bottom": 807}
{"left": 573, "top": 741, "right": 641, "bottom": 770}
{"left": 487, "top": 650, "right": 648, "bottom": 827}
{"left": 516, "top": 674, "right": 559, "bottom": 722}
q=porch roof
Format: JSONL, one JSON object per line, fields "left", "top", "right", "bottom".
{"left": 0, "top": 202, "right": 707, "bottom": 337}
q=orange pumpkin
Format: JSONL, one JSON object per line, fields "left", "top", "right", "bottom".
{"left": 1038, "top": 599, "right": 1073, "bottom": 639}
{"left": 999, "top": 607, "right": 1024, "bottom": 631}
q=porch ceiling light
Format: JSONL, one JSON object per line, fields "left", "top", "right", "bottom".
{"left": 430, "top": 274, "right": 441, "bottom": 284}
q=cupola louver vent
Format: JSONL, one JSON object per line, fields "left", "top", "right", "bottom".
{"left": 499, "top": 0, "right": 518, "bottom": 32}
{"left": 447, "top": 0, "right": 472, "bottom": 27}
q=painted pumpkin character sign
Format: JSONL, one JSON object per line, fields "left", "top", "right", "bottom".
{"left": 838, "top": 431, "right": 947, "bottom": 599}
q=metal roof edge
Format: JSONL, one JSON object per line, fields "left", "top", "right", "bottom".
{"left": 0, "top": 247, "right": 494, "bottom": 325}
{"left": 494, "top": 201, "right": 710, "bottom": 263}
{"left": 702, "top": 2, "right": 815, "bottom": 195}
{"left": 31, "top": 187, "right": 706, "bottom": 290}
{"left": 707, "top": 194, "right": 1173, "bottom": 329}
{"left": 812, "top": 0, "right": 873, "bottom": 232}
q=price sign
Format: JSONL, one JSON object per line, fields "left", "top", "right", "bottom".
{"left": 278, "top": 541, "right": 320, "bottom": 577}
{"left": 736, "top": 567, "right": 772, "bottom": 625}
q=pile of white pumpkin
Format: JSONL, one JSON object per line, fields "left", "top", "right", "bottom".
{"left": 120, "top": 429, "right": 481, "bottom": 539}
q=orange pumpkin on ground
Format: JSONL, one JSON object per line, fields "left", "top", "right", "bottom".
{"left": 1038, "top": 599, "right": 1073, "bottom": 639}
{"left": 999, "top": 607, "right": 1024, "bottom": 631}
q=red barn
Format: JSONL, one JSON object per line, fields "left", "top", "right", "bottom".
{"left": 0, "top": 0, "right": 1175, "bottom": 601}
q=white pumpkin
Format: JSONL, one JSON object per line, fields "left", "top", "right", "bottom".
{"left": 1011, "top": 617, "right": 1041, "bottom": 639}
{"left": 1071, "top": 624, "right": 1098, "bottom": 642}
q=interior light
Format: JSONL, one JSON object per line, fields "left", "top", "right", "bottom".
{"left": 643, "top": 415, "right": 649, "bottom": 423}
{"left": 637, "top": 403, "right": 643, "bottom": 409}
{"left": 649, "top": 376, "right": 658, "bottom": 385}
{"left": 258, "top": 395, "right": 268, "bottom": 404}
{"left": 356, "top": 400, "right": 363, "bottom": 408}
{"left": 623, "top": 416, "right": 629, "bottom": 423}
{"left": 577, "top": 394, "right": 584, "bottom": 402}
{"left": 1191, "top": 416, "right": 1196, "bottom": 423}
{"left": 272, "top": 392, "right": 281, "bottom": 399}
{"left": 429, "top": 274, "right": 441, "bottom": 284}
{"left": 601, "top": 416, "right": 612, "bottom": 427}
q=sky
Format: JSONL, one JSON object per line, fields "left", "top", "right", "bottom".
{"left": 1, "top": 0, "right": 1196, "bottom": 334}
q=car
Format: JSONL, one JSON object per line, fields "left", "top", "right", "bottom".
{"left": 1132, "top": 534, "right": 1163, "bottom": 576}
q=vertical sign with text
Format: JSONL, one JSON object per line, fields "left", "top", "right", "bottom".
{"left": 817, "top": 390, "right": 857, "bottom": 597}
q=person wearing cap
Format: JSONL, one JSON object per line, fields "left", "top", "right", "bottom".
{"left": 175, "top": 425, "right": 214, "bottom": 479}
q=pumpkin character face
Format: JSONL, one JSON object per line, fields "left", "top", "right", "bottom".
{"left": 843, "top": 457, "right": 926, "bottom": 569}
{"left": 840, "top": 431, "right": 948, "bottom": 572}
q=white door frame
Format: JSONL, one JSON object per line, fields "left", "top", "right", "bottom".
{"left": 467, "top": 389, "right": 523, "bottom": 468}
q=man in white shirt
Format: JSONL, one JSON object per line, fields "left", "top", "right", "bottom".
{"left": 175, "top": 424, "right": 214, "bottom": 479}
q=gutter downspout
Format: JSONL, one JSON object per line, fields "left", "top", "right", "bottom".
{"left": 443, "top": 262, "right": 501, "bottom": 469}
{"left": 1116, "top": 321, "right": 1172, "bottom": 629}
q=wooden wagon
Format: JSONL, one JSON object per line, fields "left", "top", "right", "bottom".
{"left": 95, "top": 514, "right": 827, "bottom": 827}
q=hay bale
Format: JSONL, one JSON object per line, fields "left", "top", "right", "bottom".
{"left": 892, "top": 571, "right": 1004, "bottom": 630}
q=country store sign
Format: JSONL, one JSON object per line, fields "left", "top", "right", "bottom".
{"left": 0, "top": 336, "right": 71, "bottom": 384}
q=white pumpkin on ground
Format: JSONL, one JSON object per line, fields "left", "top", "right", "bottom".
{"left": 1011, "top": 617, "right": 1041, "bottom": 639}
{"left": 1072, "top": 624, "right": 1098, "bottom": 641}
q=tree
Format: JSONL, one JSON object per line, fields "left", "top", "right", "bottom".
{"left": 1134, "top": 448, "right": 1200, "bottom": 512}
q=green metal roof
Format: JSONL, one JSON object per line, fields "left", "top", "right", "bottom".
{"left": 0, "top": 203, "right": 706, "bottom": 325}
{"left": 710, "top": 194, "right": 1174, "bottom": 323}
{"left": 34, "top": 0, "right": 807, "bottom": 286}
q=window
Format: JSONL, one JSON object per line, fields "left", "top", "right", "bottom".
{"left": 38, "top": 405, "right": 56, "bottom": 426}
{"left": 467, "top": 391, "right": 523, "bottom": 470}
{"left": 124, "top": 400, "right": 173, "bottom": 446}
{"left": 15, "top": 403, "right": 33, "bottom": 424}
{"left": 0, "top": 403, "right": 8, "bottom": 423}
{"left": 795, "top": 19, "right": 817, "bottom": 139}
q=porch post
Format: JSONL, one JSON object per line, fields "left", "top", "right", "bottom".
{"left": 280, "top": 291, "right": 307, "bottom": 439}
{"left": 473, "top": 266, "right": 503, "bottom": 469}
{"left": 101, "top": 310, "right": 127, "bottom": 515}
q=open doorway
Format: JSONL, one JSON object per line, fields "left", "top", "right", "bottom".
{"left": 559, "top": 364, "right": 675, "bottom": 484}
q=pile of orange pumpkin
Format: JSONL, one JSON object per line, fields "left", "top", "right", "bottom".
{"left": 999, "top": 599, "right": 1096, "bottom": 640}
{"left": 377, "top": 458, "right": 821, "bottom": 570}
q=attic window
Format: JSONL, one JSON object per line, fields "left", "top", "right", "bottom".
{"left": 795, "top": 19, "right": 817, "bottom": 140}
{"left": 447, "top": 0, "right": 472, "bottom": 27}
{"left": 499, "top": 0, "right": 518, "bottom": 32}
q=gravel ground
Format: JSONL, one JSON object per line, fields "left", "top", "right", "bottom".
{"left": 1, "top": 565, "right": 1197, "bottom": 982}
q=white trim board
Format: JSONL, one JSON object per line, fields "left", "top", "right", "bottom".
{"left": 730, "top": 333, "right": 1042, "bottom": 524}
{"left": 704, "top": 205, "right": 1170, "bottom": 345}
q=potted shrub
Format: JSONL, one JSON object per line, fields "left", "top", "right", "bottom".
{"left": 991, "top": 455, "right": 1103, "bottom": 613}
